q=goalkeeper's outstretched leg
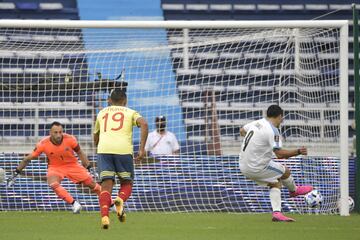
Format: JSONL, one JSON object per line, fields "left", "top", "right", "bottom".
{"left": 81, "top": 176, "right": 101, "bottom": 196}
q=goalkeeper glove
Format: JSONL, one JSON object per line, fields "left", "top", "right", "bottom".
{"left": 87, "top": 166, "right": 99, "bottom": 180}
{"left": 7, "top": 169, "right": 21, "bottom": 187}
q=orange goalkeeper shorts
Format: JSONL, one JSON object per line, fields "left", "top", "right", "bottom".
{"left": 47, "top": 163, "right": 91, "bottom": 184}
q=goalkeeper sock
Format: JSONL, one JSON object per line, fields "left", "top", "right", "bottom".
{"left": 99, "top": 191, "right": 111, "bottom": 217}
{"left": 281, "top": 175, "right": 296, "bottom": 192}
{"left": 118, "top": 181, "right": 132, "bottom": 202}
{"left": 50, "top": 182, "right": 74, "bottom": 204}
{"left": 269, "top": 187, "right": 281, "bottom": 212}
{"left": 82, "top": 177, "right": 101, "bottom": 196}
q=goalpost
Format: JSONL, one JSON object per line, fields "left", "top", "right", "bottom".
{"left": 0, "top": 20, "right": 349, "bottom": 215}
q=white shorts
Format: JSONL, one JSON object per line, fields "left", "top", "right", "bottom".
{"left": 240, "top": 160, "right": 285, "bottom": 186}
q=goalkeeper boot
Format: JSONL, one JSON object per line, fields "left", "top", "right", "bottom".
{"left": 101, "top": 216, "right": 110, "bottom": 229}
{"left": 71, "top": 200, "right": 82, "bottom": 214}
{"left": 290, "top": 185, "right": 313, "bottom": 198}
{"left": 272, "top": 212, "right": 295, "bottom": 222}
{"left": 114, "top": 196, "right": 126, "bottom": 222}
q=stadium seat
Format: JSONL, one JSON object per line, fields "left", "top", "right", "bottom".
{"left": 209, "top": 4, "right": 232, "bottom": 11}
{"left": 186, "top": 3, "right": 208, "bottom": 11}
{"left": 305, "top": 4, "right": 328, "bottom": 10}
{"left": 24, "top": 68, "right": 47, "bottom": 74}
{"left": 329, "top": 4, "right": 352, "bottom": 10}
{"left": 0, "top": 2, "right": 15, "bottom": 10}
{"left": 233, "top": 4, "right": 256, "bottom": 11}
{"left": 39, "top": 3, "right": 63, "bottom": 11}
{"left": 47, "top": 68, "right": 72, "bottom": 75}
{"left": 257, "top": 4, "right": 280, "bottom": 11}
{"left": 0, "top": 68, "right": 24, "bottom": 74}
{"left": 281, "top": 4, "right": 304, "bottom": 11}
{"left": 55, "top": 35, "right": 80, "bottom": 42}
{"left": 32, "top": 35, "right": 56, "bottom": 42}
{"left": 162, "top": 3, "right": 185, "bottom": 11}
{"left": 70, "top": 118, "right": 93, "bottom": 124}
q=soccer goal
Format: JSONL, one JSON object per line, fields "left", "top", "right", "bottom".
{"left": 0, "top": 20, "right": 350, "bottom": 215}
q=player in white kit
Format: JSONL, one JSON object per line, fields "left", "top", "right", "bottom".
{"left": 239, "top": 105, "right": 313, "bottom": 222}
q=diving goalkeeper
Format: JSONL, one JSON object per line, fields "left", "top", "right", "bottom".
{"left": 7, "top": 121, "right": 101, "bottom": 213}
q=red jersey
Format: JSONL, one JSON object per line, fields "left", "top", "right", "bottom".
{"left": 31, "top": 133, "right": 80, "bottom": 166}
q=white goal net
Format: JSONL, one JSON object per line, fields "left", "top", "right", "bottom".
{"left": 0, "top": 20, "right": 349, "bottom": 215}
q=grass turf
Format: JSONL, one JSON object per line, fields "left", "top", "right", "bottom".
{"left": 0, "top": 212, "right": 359, "bottom": 240}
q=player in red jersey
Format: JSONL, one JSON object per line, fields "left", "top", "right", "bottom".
{"left": 7, "top": 121, "right": 101, "bottom": 213}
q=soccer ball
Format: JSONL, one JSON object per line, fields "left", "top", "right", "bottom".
{"left": 348, "top": 196, "right": 355, "bottom": 212}
{"left": 337, "top": 196, "right": 355, "bottom": 212}
{"left": 0, "top": 168, "right": 5, "bottom": 184}
{"left": 304, "top": 190, "right": 323, "bottom": 208}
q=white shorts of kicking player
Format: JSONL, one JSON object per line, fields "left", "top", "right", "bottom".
{"left": 240, "top": 160, "right": 285, "bottom": 186}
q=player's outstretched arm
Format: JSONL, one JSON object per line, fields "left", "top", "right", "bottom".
{"left": 76, "top": 148, "right": 91, "bottom": 168}
{"left": 16, "top": 153, "right": 36, "bottom": 172}
{"left": 136, "top": 117, "right": 148, "bottom": 161}
{"left": 76, "top": 148, "right": 98, "bottom": 179}
{"left": 7, "top": 153, "right": 36, "bottom": 187}
{"left": 274, "top": 146, "right": 307, "bottom": 159}
{"left": 93, "top": 117, "right": 100, "bottom": 148}
{"left": 93, "top": 133, "right": 99, "bottom": 148}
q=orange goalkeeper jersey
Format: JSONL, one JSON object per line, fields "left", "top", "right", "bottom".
{"left": 31, "top": 134, "right": 80, "bottom": 166}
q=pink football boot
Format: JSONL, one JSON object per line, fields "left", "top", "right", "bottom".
{"left": 272, "top": 212, "right": 295, "bottom": 222}
{"left": 289, "top": 185, "right": 313, "bottom": 198}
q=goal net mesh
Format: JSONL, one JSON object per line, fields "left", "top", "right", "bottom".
{"left": 0, "top": 24, "right": 345, "bottom": 213}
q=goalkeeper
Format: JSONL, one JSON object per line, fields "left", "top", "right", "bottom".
{"left": 7, "top": 121, "right": 101, "bottom": 214}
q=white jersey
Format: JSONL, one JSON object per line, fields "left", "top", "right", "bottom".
{"left": 145, "top": 130, "right": 180, "bottom": 156}
{"left": 239, "top": 118, "right": 281, "bottom": 172}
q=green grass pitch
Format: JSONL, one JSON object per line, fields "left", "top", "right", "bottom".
{"left": 0, "top": 212, "right": 359, "bottom": 240}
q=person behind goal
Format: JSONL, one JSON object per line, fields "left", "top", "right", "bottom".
{"left": 7, "top": 121, "right": 101, "bottom": 213}
{"left": 94, "top": 89, "right": 148, "bottom": 229}
{"left": 239, "top": 105, "right": 313, "bottom": 222}
{"left": 145, "top": 115, "right": 180, "bottom": 156}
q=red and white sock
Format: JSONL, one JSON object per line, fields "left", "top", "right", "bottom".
{"left": 118, "top": 182, "right": 133, "bottom": 202}
{"left": 99, "top": 191, "right": 112, "bottom": 217}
